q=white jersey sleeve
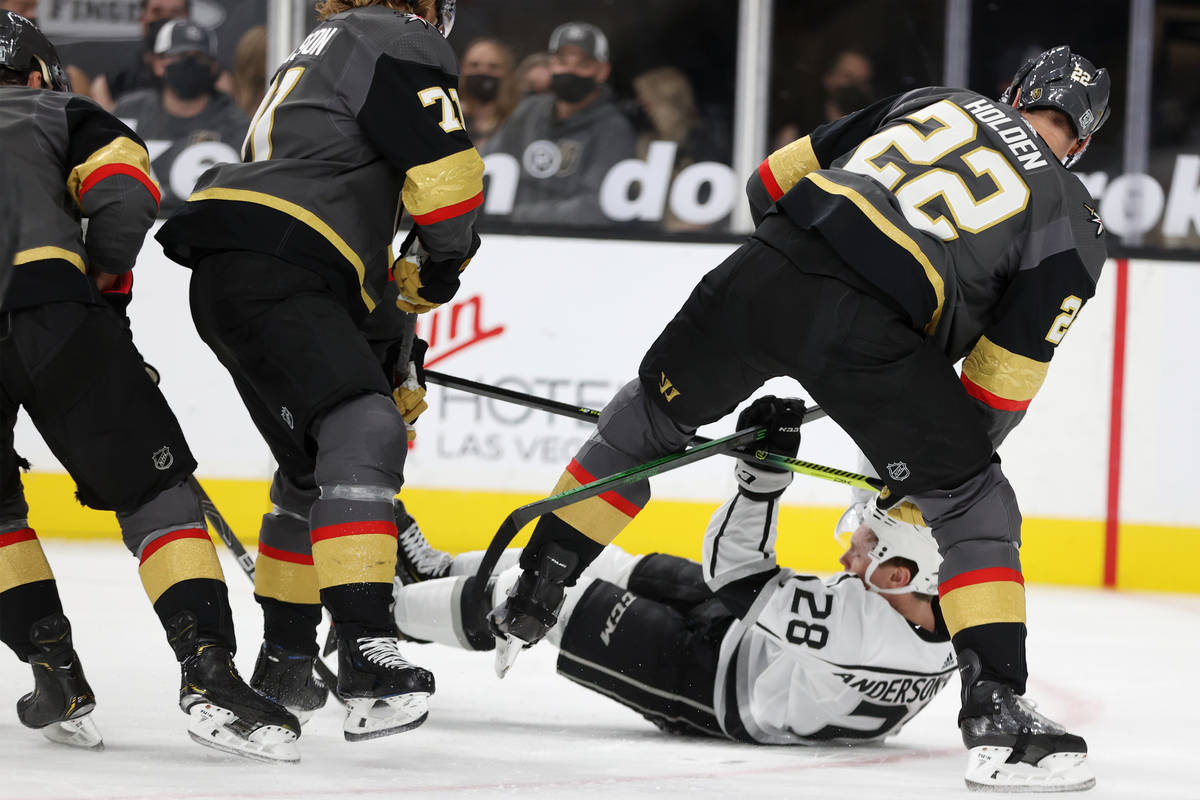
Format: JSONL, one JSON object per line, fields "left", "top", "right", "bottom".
{"left": 702, "top": 489, "right": 956, "bottom": 744}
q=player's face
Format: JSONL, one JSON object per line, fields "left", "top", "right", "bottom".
{"left": 838, "top": 525, "right": 877, "bottom": 582}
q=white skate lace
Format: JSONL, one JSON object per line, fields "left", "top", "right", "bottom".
{"left": 357, "top": 637, "right": 415, "bottom": 670}
{"left": 398, "top": 522, "right": 452, "bottom": 577}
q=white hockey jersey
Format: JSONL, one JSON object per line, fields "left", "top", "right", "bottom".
{"left": 702, "top": 489, "right": 956, "bottom": 744}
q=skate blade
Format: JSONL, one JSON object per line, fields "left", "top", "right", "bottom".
{"left": 40, "top": 713, "right": 104, "bottom": 750}
{"left": 342, "top": 692, "right": 430, "bottom": 741}
{"left": 965, "top": 746, "right": 1095, "bottom": 792}
{"left": 186, "top": 702, "right": 300, "bottom": 764}
{"left": 493, "top": 634, "right": 526, "bottom": 678}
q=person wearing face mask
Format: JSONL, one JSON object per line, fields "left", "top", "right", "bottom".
{"left": 90, "top": 0, "right": 190, "bottom": 111}
{"left": 482, "top": 22, "right": 635, "bottom": 227}
{"left": 113, "top": 19, "right": 249, "bottom": 216}
{"left": 458, "top": 37, "right": 518, "bottom": 149}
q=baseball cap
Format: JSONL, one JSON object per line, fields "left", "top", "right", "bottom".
{"left": 153, "top": 19, "right": 216, "bottom": 58}
{"left": 548, "top": 22, "right": 609, "bottom": 62}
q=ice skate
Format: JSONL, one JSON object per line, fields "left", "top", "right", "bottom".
{"left": 249, "top": 641, "right": 329, "bottom": 725}
{"left": 395, "top": 516, "right": 452, "bottom": 585}
{"left": 958, "top": 652, "right": 1093, "bottom": 792}
{"left": 171, "top": 610, "right": 300, "bottom": 764}
{"left": 16, "top": 614, "right": 103, "bottom": 750}
{"left": 335, "top": 623, "right": 434, "bottom": 741}
{"left": 487, "top": 542, "right": 577, "bottom": 677}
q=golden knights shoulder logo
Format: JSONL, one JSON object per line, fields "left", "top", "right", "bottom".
{"left": 658, "top": 372, "right": 681, "bottom": 402}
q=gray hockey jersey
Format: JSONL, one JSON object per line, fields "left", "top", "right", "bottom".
{"left": 748, "top": 87, "right": 1107, "bottom": 448}
{"left": 156, "top": 7, "right": 483, "bottom": 319}
{"left": 0, "top": 87, "right": 159, "bottom": 311}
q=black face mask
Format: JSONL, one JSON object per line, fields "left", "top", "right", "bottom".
{"left": 143, "top": 19, "right": 168, "bottom": 53}
{"left": 462, "top": 74, "right": 500, "bottom": 103}
{"left": 829, "top": 85, "right": 873, "bottom": 114}
{"left": 164, "top": 56, "right": 215, "bottom": 100}
{"left": 551, "top": 72, "right": 596, "bottom": 104}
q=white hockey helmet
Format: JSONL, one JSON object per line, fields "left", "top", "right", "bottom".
{"left": 835, "top": 497, "right": 941, "bottom": 596}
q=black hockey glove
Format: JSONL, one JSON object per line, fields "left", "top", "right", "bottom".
{"left": 392, "top": 337, "right": 428, "bottom": 442}
{"left": 734, "top": 395, "right": 805, "bottom": 499}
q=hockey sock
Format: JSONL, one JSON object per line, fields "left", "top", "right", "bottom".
{"left": 310, "top": 488, "right": 398, "bottom": 630}
{"left": 393, "top": 575, "right": 493, "bottom": 651}
{"left": 939, "top": 566, "right": 1028, "bottom": 693}
{"left": 254, "top": 504, "right": 321, "bottom": 655}
{"left": 136, "top": 528, "right": 235, "bottom": 658}
{"left": 0, "top": 526, "right": 62, "bottom": 661}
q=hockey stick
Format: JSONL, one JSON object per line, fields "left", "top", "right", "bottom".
{"left": 187, "top": 475, "right": 344, "bottom": 703}
{"left": 476, "top": 424, "right": 768, "bottom": 675}
{"left": 424, "top": 370, "right": 883, "bottom": 492}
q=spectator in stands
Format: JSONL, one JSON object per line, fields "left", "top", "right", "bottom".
{"left": 483, "top": 22, "right": 636, "bottom": 227}
{"left": 630, "top": 66, "right": 725, "bottom": 231}
{"left": 91, "top": 0, "right": 189, "bottom": 111}
{"left": 113, "top": 19, "right": 249, "bottom": 216}
{"left": 232, "top": 24, "right": 267, "bottom": 117}
{"left": 515, "top": 51, "right": 551, "bottom": 98}
{"left": 772, "top": 47, "right": 876, "bottom": 150}
{"left": 458, "top": 37, "right": 519, "bottom": 149}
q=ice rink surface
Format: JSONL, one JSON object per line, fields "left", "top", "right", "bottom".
{"left": 2, "top": 540, "right": 1196, "bottom": 799}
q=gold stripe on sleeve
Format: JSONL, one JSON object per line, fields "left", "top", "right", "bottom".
{"left": 961, "top": 336, "right": 1049, "bottom": 404}
{"left": 402, "top": 148, "right": 486, "bottom": 218}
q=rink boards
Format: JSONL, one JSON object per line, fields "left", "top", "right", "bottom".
{"left": 13, "top": 231, "right": 1200, "bottom": 593}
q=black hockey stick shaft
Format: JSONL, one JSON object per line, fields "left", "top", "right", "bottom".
{"left": 187, "top": 475, "right": 343, "bottom": 701}
{"left": 424, "top": 370, "right": 883, "bottom": 492}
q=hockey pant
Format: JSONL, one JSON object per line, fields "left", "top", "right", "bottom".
{"left": 524, "top": 231, "right": 1027, "bottom": 691}
{"left": 0, "top": 301, "right": 232, "bottom": 662}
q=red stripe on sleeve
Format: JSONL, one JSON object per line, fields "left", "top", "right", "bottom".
{"left": 409, "top": 192, "right": 484, "bottom": 225}
{"left": 140, "top": 528, "right": 210, "bottom": 563}
{"left": 564, "top": 459, "right": 643, "bottom": 519}
{"left": 961, "top": 374, "right": 1032, "bottom": 412}
{"left": 0, "top": 528, "right": 37, "bottom": 548}
{"left": 80, "top": 164, "right": 161, "bottom": 207}
{"left": 258, "top": 543, "right": 315, "bottom": 566}
{"left": 758, "top": 159, "right": 784, "bottom": 201}
{"left": 310, "top": 520, "right": 398, "bottom": 544}
{"left": 939, "top": 566, "right": 1025, "bottom": 596}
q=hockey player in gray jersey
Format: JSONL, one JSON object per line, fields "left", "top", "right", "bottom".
{"left": 491, "top": 47, "right": 1108, "bottom": 791}
{"left": 0, "top": 12, "right": 299, "bottom": 762}
{"left": 157, "top": 0, "right": 482, "bottom": 742}
{"left": 393, "top": 396, "right": 955, "bottom": 743}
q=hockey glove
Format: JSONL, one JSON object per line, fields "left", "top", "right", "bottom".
{"left": 392, "top": 338, "right": 428, "bottom": 442}
{"left": 734, "top": 395, "right": 805, "bottom": 499}
{"left": 394, "top": 232, "right": 481, "bottom": 314}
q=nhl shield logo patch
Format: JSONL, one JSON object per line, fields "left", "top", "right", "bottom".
{"left": 281, "top": 406, "right": 294, "bottom": 430}
{"left": 886, "top": 461, "right": 910, "bottom": 481}
{"left": 152, "top": 446, "right": 174, "bottom": 471}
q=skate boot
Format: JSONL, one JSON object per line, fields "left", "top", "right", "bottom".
{"left": 249, "top": 641, "right": 329, "bottom": 725}
{"left": 487, "top": 542, "right": 578, "bottom": 677}
{"left": 395, "top": 515, "right": 452, "bottom": 585}
{"left": 335, "top": 623, "right": 434, "bottom": 741}
{"left": 16, "top": 613, "right": 103, "bottom": 750}
{"left": 958, "top": 650, "right": 1094, "bottom": 792}
{"left": 170, "top": 612, "right": 301, "bottom": 763}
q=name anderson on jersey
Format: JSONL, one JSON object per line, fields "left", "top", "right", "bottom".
{"left": 961, "top": 98, "right": 1049, "bottom": 171}
{"left": 833, "top": 670, "right": 954, "bottom": 704}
